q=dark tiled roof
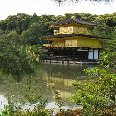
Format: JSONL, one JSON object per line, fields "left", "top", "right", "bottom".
{"left": 52, "top": 18, "right": 96, "bottom": 26}
{"left": 41, "top": 34, "right": 99, "bottom": 39}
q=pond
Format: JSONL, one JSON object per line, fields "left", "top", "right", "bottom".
{"left": 0, "top": 64, "right": 93, "bottom": 111}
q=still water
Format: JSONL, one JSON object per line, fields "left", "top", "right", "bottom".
{"left": 0, "top": 64, "right": 92, "bottom": 111}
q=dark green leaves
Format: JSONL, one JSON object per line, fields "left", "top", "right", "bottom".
{"left": 0, "top": 32, "right": 35, "bottom": 81}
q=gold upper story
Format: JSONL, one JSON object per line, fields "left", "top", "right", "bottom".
{"left": 52, "top": 18, "right": 96, "bottom": 35}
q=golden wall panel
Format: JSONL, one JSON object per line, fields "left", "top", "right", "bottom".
{"left": 65, "top": 39, "right": 77, "bottom": 47}
{"left": 59, "top": 26, "right": 73, "bottom": 34}
{"left": 59, "top": 25, "right": 90, "bottom": 34}
{"left": 73, "top": 26, "right": 90, "bottom": 34}
{"left": 77, "top": 37, "right": 101, "bottom": 48}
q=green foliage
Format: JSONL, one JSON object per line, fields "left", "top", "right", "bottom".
{"left": 0, "top": 32, "right": 36, "bottom": 81}
{"left": 0, "top": 13, "right": 56, "bottom": 80}
{"left": 100, "top": 39, "right": 116, "bottom": 70}
{"left": 0, "top": 29, "right": 4, "bottom": 35}
{"left": 21, "top": 22, "right": 50, "bottom": 45}
{"left": 72, "top": 67, "right": 116, "bottom": 116}
{"left": 92, "top": 24, "right": 113, "bottom": 38}
{"left": 1, "top": 102, "right": 52, "bottom": 116}
{"left": 5, "top": 13, "right": 30, "bottom": 34}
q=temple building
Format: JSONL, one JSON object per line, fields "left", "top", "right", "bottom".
{"left": 41, "top": 17, "right": 101, "bottom": 62}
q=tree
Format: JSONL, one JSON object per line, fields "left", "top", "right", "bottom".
{"left": 0, "top": 31, "right": 35, "bottom": 81}
{"left": 53, "top": 0, "right": 112, "bottom": 5}
{"left": 0, "top": 20, "right": 7, "bottom": 31}
{"left": 4, "top": 13, "right": 31, "bottom": 34}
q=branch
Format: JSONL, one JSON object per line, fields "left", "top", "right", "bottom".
{"left": 53, "top": 0, "right": 112, "bottom": 4}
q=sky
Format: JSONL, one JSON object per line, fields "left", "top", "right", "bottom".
{"left": 0, "top": 0, "right": 116, "bottom": 20}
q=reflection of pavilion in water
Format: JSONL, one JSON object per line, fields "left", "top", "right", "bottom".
{"left": 41, "top": 64, "right": 87, "bottom": 99}
{"left": 43, "top": 76, "right": 76, "bottom": 99}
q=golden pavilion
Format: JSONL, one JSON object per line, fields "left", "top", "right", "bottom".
{"left": 41, "top": 17, "right": 101, "bottom": 61}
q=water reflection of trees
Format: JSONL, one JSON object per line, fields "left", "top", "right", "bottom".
{"left": 0, "top": 64, "right": 93, "bottom": 104}
{"left": 42, "top": 64, "right": 87, "bottom": 80}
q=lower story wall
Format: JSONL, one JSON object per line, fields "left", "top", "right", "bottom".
{"left": 43, "top": 48, "right": 100, "bottom": 60}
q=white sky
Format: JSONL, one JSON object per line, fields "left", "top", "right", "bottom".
{"left": 0, "top": 0, "right": 116, "bottom": 20}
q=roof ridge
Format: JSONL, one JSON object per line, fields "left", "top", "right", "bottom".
{"left": 53, "top": 18, "right": 96, "bottom": 26}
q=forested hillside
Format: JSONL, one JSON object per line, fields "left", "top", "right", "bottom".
{"left": 0, "top": 13, "right": 116, "bottom": 78}
{"left": 1, "top": 13, "right": 116, "bottom": 41}
{"left": 1, "top": 12, "right": 116, "bottom": 41}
